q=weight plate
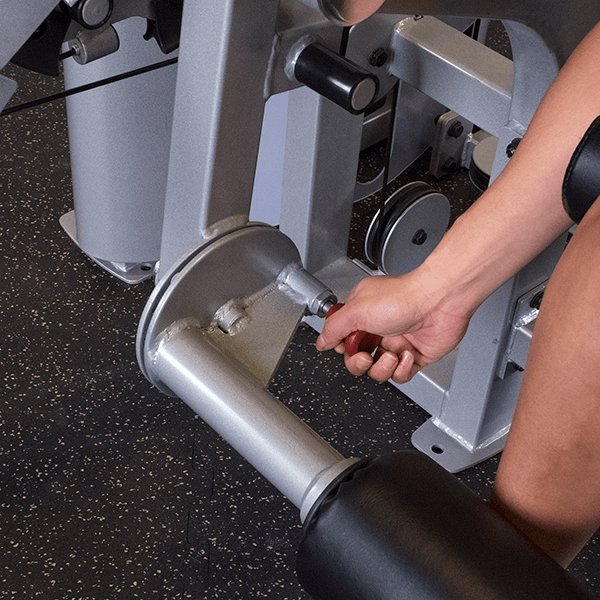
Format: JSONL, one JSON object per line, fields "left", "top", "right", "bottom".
{"left": 365, "top": 182, "right": 450, "bottom": 275}
{"left": 365, "top": 181, "right": 427, "bottom": 264}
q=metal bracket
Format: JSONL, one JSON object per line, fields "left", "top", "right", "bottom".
{"left": 60, "top": 211, "right": 156, "bottom": 284}
{"left": 137, "top": 224, "right": 353, "bottom": 518}
{"left": 501, "top": 281, "right": 546, "bottom": 374}
{"left": 429, "top": 110, "right": 473, "bottom": 178}
{"left": 138, "top": 224, "right": 333, "bottom": 391}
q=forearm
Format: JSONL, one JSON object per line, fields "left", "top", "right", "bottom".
{"left": 421, "top": 21, "right": 600, "bottom": 316}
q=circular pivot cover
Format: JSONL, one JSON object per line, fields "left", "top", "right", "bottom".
{"left": 137, "top": 224, "right": 302, "bottom": 390}
{"left": 365, "top": 182, "right": 450, "bottom": 276}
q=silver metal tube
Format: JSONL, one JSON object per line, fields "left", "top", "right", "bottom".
{"left": 153, "top": 323, "right": 347, "bottom": 512}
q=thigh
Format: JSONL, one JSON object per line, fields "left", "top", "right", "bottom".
{"left": 493, "top": 199, "right": 600, "bottom": 566}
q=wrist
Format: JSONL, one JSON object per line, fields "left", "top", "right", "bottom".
{"left": 414, "top": 217, "right": 489, "bottom": 319}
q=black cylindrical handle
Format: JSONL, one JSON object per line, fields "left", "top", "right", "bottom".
{"left": 66, "top": 0, "right": 113, "bottom": 29}
{"left": 294, "top": 43, "right": 378, "bottom": 114}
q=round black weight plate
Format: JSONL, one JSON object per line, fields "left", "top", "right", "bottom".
{"left": 365, "top": 182, "right": 450, "bottom": 275}
{"left": 365, "top": 181, "right": 426, "bottom": 265}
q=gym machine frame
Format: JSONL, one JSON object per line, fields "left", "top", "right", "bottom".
{"left": 138, "top": 3, "right": 599, "bottom": 597}
{"left": 281, "top": 2, "right": 600, "bottom": 471}
{"left": 147, "top": 0, "right": 600, "bottom": 477}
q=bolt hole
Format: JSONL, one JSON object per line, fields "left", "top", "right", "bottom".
{"left": 431, "top": 444, "right": 445, "bottom": 455}
{"left": 412, "top": 229, "right": 428, "bottom": 246}
{"left": 140, "top": 264, "right": 153, "bottom": 272}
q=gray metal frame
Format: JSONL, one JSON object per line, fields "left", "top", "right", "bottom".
{"left": 157, "top": 0, "right": 281, "bottom": 276}
{"left": 350, "top": 15, "right": 485, "bottom": 201}
{"left": 279, "top": 10, "right": 599, "bottom": 471}
{"left": 0, "top": 76, "right": 17, "bottom": 114}
{"left": 150, "top": 0, "right": 600, "bottom": 472}
{"left": 0, "top": 0, "right": 60, "bottom": 69}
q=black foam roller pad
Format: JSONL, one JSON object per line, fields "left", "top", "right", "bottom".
{"left": 297, "top": 451, "right": 595, "bottom": 600}
{"left": 294, "top": 43, "right": 378, "bottom": 114}
{"left": 563, "top": 115, "right": 600, "bottom": 223}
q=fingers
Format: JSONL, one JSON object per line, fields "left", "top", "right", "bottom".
{"left": 343, "top": 351, "right": 375, "bottom": 376}
{"left": 391, "top": 351, "right": 417, "bottom": 384}
{"left": 344, "top": 350, "right": 421, "bottom": 384}
{"left": 364, "top": 351, "right": 400, "bottom": 383}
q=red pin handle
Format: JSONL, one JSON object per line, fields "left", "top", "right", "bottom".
{"left": 325, "top": 303, "right": 383, "bottom": 357}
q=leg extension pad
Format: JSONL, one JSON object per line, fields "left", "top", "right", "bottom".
{"left": 297, "top": 451, "right": 594, "bottom": 600}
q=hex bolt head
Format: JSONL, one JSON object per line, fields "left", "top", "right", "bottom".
{"left": 530, "top": 291, "right": 544, "bottom": 310}
{"left": 506, "top": 137, "right": 522, "bottom": 158}
{"left": 447, "top": 122, "right": 464, "bottom": 138}
{"left": 369, "top": 47, "right": 388, "bottom": 68}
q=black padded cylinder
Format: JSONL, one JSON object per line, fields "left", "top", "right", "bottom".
{"left": 294, "top": 43, "right": 378, "bottom": 114}
{"left": 297, "top": 451, "right": 595, "bottom": 600}
{"left": 563, "top": 115, "right": 600, "bottom": 223}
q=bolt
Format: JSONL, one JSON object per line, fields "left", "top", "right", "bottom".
{"left": 412, "top": 229, "right": 428, "bottom": 246}
{"left": 530, "top": 291, "right": 544, "bottom": 310}
{"left": 369, "top": 47, "right": 388, "bottom": 68}
{"left": 506, "top": 137, "right": 521, "bottom": 158}
{"left": 447, "top": 122, "right": 464, "bottom": 138}
{"left": 215, "top": 300, "right": 248, "bottom": 334}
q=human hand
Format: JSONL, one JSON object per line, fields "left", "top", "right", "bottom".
{"left": 316, "top": 272, "right": 471, "bottom": 384}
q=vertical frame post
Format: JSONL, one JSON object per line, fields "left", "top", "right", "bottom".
{"left": 158, "top": 0, "right": 280, "bottom": 277}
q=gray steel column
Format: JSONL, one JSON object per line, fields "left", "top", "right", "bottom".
{"left": 63, "top": 17, "right": 177, "bottom": 265}
{"left": 279, "top": 87, "right": 363, "bottom": 273}
{"left": 158, "top": 0, "right": 280, "bottom": 277}
{"left": 153, "top": 323, "right": 352, "bottom": 517}
{"left": 385, "top": 13, "right": 574, "bottom": 469}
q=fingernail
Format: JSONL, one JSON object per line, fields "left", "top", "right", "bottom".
{"left": 316, "top": 336, "right": 325, "bottom": 350}
{"left": 356, "top": 356, "right": 372, "bottom": 370}
{"left": 381, "top": 353, "right": 397, "bottom": 369}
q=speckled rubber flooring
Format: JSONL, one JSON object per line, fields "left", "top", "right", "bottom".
{"left": 1, "top": 23, "right": 599, "bottom": 600}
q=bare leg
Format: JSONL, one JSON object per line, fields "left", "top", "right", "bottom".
{"left": 492, "top": 200, "right": 600, "bottom": 567}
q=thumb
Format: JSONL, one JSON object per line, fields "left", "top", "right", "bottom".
{"left": 316, "top": 306, "right": 358, "bottom": 351}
